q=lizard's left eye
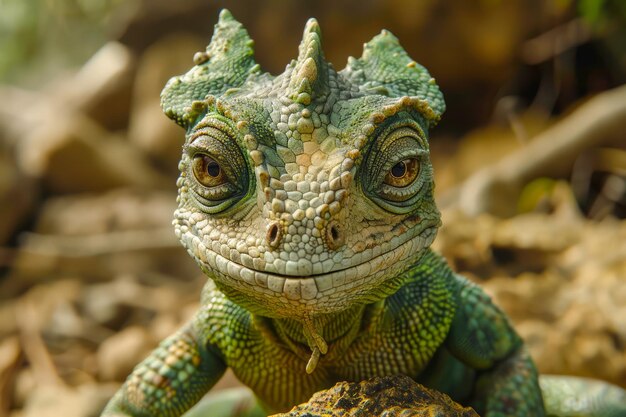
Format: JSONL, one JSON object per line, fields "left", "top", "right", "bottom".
{"left": 360, "top": 122, "right": 432, "bottom": 213}
{"left": 384, "top": 158, "right": 420, "bottom": 188}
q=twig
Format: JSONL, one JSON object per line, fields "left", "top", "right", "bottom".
{"left": 15, "top": 299, "right": 66, "bottom": 387}
{"left": 441, "top": 84, "right": 626, "bottom": 217}
{"left": 16, "top": 228, "right": 179, "bottom": 258}
{"left": 521, "top": 18, "right": 592, "bottom": 65}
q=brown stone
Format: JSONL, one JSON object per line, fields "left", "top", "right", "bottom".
{"left": 272, "top": 375, "right": 478, "bottom": 417}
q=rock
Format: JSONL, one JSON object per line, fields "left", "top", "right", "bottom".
{"left": 34, "top": 189, "right": 176, "bottom": 236}
{"left": 21, "top": 189, "right": 182, "bottom": 287}
{"left": 97, "top": 326, "right": 154, "bottom": 382}
{"left": 15, "top": 112, "right": 168, "bottom": 193}
{"left": 0, "top": 84, "right": 168, "bottom": 194}
{"left": 3, "top": 189, "right": 194, "bottom": 295}
{"left": 273, "top": 375, "right": 478, "bottom": 417}
{"left": 82, "top": 281, "right": 136, "bottom": 329}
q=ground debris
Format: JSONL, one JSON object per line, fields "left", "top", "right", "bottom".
{"left": 1, "top": 2, "right": 624, "bottom": 416}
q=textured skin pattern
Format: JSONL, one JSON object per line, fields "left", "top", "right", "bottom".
{"left": 161, "top": 10, "right": 259, "bottom": 128}
{"left": 102, "top": 324, "right": 226, "bottom": 417}
{"left": 102, "top": 9, "right": 626, "bottom": 417}
{"left": 192, "top": 252, "right": 457, "bottom": 412}
{"left": 166, "top": 10, "right": 443, "bottom": 322}
{"left": 342, "top": 31, "right": 445, "bottom": 126}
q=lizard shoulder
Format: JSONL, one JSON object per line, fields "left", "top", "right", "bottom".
{"left": 445, "top": 273, "right": 523, "bottom": 369}
{"left": 193, "top": 281, "right": 259, "bottom": 359}
{"left": 364, "top": 250, "right": 458, "bottom": 371}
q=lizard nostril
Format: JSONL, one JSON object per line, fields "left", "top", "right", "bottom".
{"left": 266, "top": 221, "right": 283, "bottom": 248}
{"left": 326, "top": 220, "right": 345, "bottom": 250}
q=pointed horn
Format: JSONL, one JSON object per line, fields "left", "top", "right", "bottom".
{"left": 287, "top": 18, "right": 330, "bottom": 103}
{"left": 340, "top": 30, "right": 445, "bottom": 127}
{"left": 161, "top": 9, "right": 262, "bottom": 128}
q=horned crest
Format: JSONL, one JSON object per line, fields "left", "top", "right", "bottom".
{"left": 160, "top": 9, "right": 260, "bottom": 128}
{"left": 285, "top": 18, "right": 330, "bottom": 104}
{"left": 161, "top": 9, "right": 445, "bottom": 129}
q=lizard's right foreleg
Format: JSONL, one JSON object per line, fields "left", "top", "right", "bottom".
{"left": 101, "top": 321, "right": 226, "bottom": 417}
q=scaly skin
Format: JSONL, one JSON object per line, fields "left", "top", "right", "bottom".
{"left": 102, "top": 10, "right": 626, "bottom": 417}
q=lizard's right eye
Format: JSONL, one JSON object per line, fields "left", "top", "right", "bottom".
{"left": 183, "top": 122, "right": 251, "bottom": 214}
{"left": 192, "top": 154, "right": 227, "bottom": 187}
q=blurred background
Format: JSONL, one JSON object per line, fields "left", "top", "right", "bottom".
{"left": 1, "top": 0, "right": 625, "bottom": 416}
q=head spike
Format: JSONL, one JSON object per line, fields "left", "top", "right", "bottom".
{"left": 287, "top": 18, "right": 330, "bottom": 101}
{"left": 161, "top": 9, "right": 262, "bottom": 128}
{"left": 340, "top": 30, "right": 445, "bottom": 126}
{"left": 218, "top": 8, "right": 234, "bottom": 22}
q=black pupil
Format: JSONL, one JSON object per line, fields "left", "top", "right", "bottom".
{"left": 391, "top": 161, "right": 407, "bottom": 178}
{"left": 206, "top": 160, "right": 220, "bottom": 177}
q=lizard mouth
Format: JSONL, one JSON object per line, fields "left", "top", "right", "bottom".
{"left": 187, "top": 226, "right": 438, "bottom": 306}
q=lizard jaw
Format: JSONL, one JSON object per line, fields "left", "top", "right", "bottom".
{"left": 181, "top": 226, "right": 438, "bottom": 318}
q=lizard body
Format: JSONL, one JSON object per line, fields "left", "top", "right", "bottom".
{"left": 102, "top": 10, "right": 626, "bottom": 417}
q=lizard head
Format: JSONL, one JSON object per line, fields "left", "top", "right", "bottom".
{"left": 162, "top": 10, "right": 445, "bottom": 321}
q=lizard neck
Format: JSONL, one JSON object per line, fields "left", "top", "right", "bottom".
{"left": 254, "top": 302, "right": 379, "bottom": 372}
{"left": 273, "top": 304, "right": 368, "bottom": 347}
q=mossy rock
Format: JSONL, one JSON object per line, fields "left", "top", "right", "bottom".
{"left": 272, "top": 375, "right": 478, "bottom": 417}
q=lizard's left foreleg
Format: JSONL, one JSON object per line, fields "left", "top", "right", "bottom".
{"left": 446, "top": 275, "right": 545, "bottom": 417}
{"left": 471, "top": 346, "right": 544, "bottom": 416}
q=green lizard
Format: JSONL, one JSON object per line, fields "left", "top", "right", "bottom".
{"left": 102, "top": 10, "right": 626, "bottom": 417}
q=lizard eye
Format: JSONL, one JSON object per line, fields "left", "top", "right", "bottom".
{"left": 192, "top": 154, "right": 227, "bottom": 187}
{"left": 182, "top": 120, "right": 251, "bottom": 214}
{"left": 361, "top": 122, "right": 432, "bottom": 213}
{"left": 384, "top": 158, "right": 420, "bottom": 188}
